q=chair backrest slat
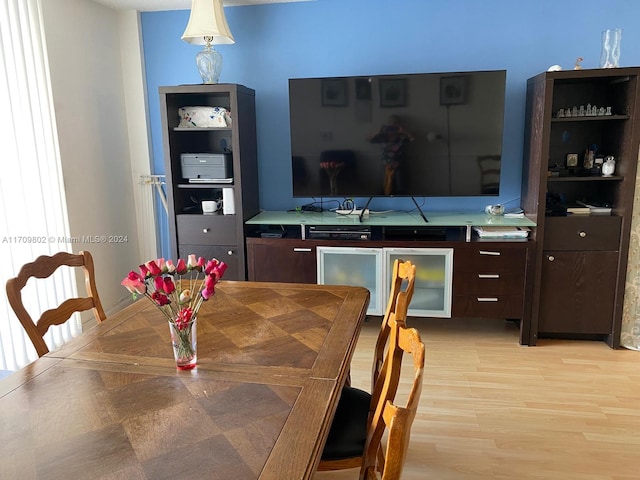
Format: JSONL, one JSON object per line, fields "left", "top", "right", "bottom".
{"left": 361, "top": 290, "right": 425, "bottom": 480}
{"left": 372, "top": 259, "right": 416, "bottom": 390}
{"left": 6, "top": 251, "right": 106, "bottom": 357}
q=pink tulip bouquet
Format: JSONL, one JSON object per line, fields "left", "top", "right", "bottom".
{"left": 121, "top": 254, "right": 227, "bottom": 368}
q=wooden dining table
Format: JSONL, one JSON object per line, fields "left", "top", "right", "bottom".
{"left": 0, "top": 281, "right": 369, "bottom": 480}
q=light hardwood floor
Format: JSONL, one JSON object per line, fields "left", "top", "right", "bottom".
{"left": 314, "top": 317, "right": 640, "bottom": 480}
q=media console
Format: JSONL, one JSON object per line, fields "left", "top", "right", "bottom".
{"left": 245, "top": 210, "right": 537, "bottom": 345}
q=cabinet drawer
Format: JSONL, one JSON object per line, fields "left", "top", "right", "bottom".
{"left": 454, "top": 245, "right": 526, "bottom": 273}
{"left": 544, "top": 216, "right": 621, "bottom": 251}
{"left": 453, "top": 271, "right": 524, "bottom": 295}
{"left": 452, "top": 294, "right": 524, "bottom": 319}
{"left": 178, "top": 244, "right": 240, "bottom": 281}
{"left": 247, "top": 240, "right": 317, "bottom": 283}
{"left": 177, "top": 215, "right": 237, "bottom": 245}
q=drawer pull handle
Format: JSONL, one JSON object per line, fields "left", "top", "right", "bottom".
{"left": 293, "top": 248, "right": 312, "bottom": 252}
{"left": 579, "top": 231, "right": 587, "bottom": 238}
{"left": 479, "top": 250, "right": 500, "bottom": 256}
{"left": 227, "top": 250, "right": 234, "bottom": 256}
{"left": 478, "top": 274, "right": 500, "bottom": 279}
{"left": 548, "top": 255, "right": 555, "bottom": 262}
{"left": 203, "top": 228, "right": 210, "bottom": 234}
{"left": 477, "top": 297, "right": 499, "bottom": 302}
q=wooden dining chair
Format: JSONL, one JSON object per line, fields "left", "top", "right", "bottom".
{"left": 361, "top": 313, "right": 425, "bottom": 479}
{"left": 372, "top": 259, "right": 416, "bottom": 390}
{"left": 5, "top": 250, "right": 106, "bottom": 357}
{"left": 318, "top": 289, "right": 412, "bottom": 473}
{"left": 343, "top": 259, "right": 415, "bottom": 391}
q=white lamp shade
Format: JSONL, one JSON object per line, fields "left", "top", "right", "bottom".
{"left": 182, "top": 0, "right": 235, "bottom": 45}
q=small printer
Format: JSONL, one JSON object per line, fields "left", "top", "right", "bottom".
{"left": 181, "top": 153, "right": 232, "bottom": 182}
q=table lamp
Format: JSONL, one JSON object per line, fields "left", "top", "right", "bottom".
{"left": 181, "top": 0, "right": 235, "bottom": 84}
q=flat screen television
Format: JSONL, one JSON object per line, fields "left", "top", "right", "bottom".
{"left": 289, "top": 70, "right": 506, "bottom": 198}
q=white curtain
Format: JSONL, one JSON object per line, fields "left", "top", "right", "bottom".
{"left": 0, "top": 0, "right": 80, "bottom": 370}
{"left": 621, "top": 149, "right": 640, "bottom": 350}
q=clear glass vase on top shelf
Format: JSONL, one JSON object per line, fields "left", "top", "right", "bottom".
{"left": 600, "top": 28, "right": 622, "bottom": 68}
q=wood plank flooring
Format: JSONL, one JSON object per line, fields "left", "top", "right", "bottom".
{"left": 314, "top": 317, "right": 640, "bottom": 480}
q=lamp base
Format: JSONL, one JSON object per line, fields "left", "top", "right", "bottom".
{"left": 195, "top": 44, "right": 223, "bottom": 84}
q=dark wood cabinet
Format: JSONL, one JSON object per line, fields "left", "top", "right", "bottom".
{"left": 246, "top": 234, "right": 533, "bottom": 343}
{"left": 452, "top": 243, "right": 529, "bottom": 321}
{"left": 522, "top": 68, "right": 640, "bottom": 347}
{"left": 159, "top": 85, "right": 259, "bottom": 280}
{"left": 538, "top": 250, "right": 618, "bottom": 334}
{"left": 246, "top": 238, "right": 317, "bottom": 284}
{"left": 538, "top": 216, "right": 621, "bottom": 335}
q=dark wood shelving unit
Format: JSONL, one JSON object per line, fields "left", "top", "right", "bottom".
{"left": 521, "top": 68, "right": 640, "bottom": 347}
{"left": 159, "top": 84, "right": 259, "bottom": 280}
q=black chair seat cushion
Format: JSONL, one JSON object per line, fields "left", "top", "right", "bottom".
{"left": 321, "top": 386, "right": 371, "bottom": 460}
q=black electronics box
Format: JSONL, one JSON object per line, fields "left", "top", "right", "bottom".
{"left": 307, "top": 225, "right": 371, "bottom": 240}
{"left": 383, "top": 226, "right": 447, "bottom": 241}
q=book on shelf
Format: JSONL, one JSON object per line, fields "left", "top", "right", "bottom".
{"left": 473, "top": 226, "right": 530, "bottom": 239}
{"left": 576, "top": 200, "right": 612, "bottom": 215}
{"left": 566, "top": 204, "right": 591, "bottom": 215}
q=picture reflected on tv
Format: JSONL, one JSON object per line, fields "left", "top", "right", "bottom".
{"left": 289, "top": 70, "right": 506, "bottom": 197}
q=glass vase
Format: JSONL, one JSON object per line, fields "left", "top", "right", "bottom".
{"left": 168, "top": 317, "right": 197, "bottom": 370}
{"left": 600, "top": 28, "right": 622, "bottom": 68}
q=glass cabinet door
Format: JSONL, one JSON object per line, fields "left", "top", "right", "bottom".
{"left": 384, "top": 247, "right": 453, "bottom": 317}
{"left": 317, "top": 247, "right": 384, "bottom": 315}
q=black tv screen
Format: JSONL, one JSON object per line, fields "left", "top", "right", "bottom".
{"left": 289, "top": 70, "right": 506, "bottom": 197}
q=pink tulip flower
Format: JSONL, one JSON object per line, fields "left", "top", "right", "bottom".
{"left": 163, "top": 277, "right": 176, "bottom": 294}
{"left": 175, "top": 258, "right": 188, "bottom": 275}
{"left": 187, "top": 254, "right": 198, "bottom": 270}
{"left": 121, "top": 276, "right": 146, "bottom": 295}
{"left": 151, "top": 291, "right": 170, "bottom": 306}
{"left": 145, "top": 260, "right": 162, "bottom": 276}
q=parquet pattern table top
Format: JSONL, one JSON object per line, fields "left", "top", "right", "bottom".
{"left": 55, "top": 282, "right": 360, "bottom": 374}
{"left": 0, "top": 282, "right": 369, "bottom": 480}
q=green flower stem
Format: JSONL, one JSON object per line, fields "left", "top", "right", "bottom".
{"left": 171, "top": 321, "right": 195, "bottom": 361}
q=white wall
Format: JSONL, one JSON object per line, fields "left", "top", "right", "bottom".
{"left": 41, "top": 0, "right": 144, "bottom": 315}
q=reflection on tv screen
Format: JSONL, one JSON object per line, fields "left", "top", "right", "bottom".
{"left": 289, "top": 70, "right": 506, "bottom": 197}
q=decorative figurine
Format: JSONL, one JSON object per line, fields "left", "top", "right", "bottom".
{"left": 602, "top": 156, "right": 616, "bottom": 176}
{"left": 583, "top": 146, "right": 596, "bottom": 170}
{"left": 574, "top": 57, "right": 584, "bottom": 69}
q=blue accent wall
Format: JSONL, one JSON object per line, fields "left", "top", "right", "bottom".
{"left": 141, "top": 0, "right": 640, "bottom": 256}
